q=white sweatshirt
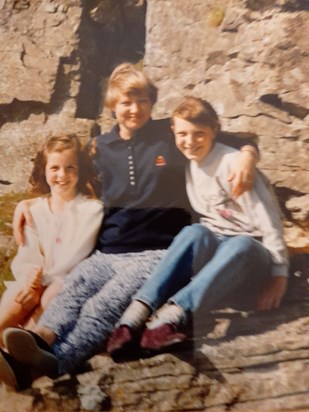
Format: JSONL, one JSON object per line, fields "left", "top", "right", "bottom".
{"left": 8, "top": 194, "right": 103, "bottom": 288}
{"left": 186, "top": 143, "right": 289, "bottom": 277}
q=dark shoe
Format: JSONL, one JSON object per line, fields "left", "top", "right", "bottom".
{"left": 0, "top": 348, "right": 33, "bottom": 390}
{"left": 3, "top": 327, "right": 58, "bottom": 379}
{"left": 107, "top": 325, "right": 139, "bottom": 360}
{"left": 140, "top": 323, "right": 187, "bottom": 351}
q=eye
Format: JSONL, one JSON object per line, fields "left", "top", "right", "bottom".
{"left": 67, "top": 165, "right": 77, "bottom": 171}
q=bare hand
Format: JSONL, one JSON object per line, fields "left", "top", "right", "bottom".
{"left": 15, "top": 285, "right": 44, "bottom": 310}
{"left": 256, "top": 276, "right": 287, "bottom": 311}
{"left": 28, "top": 267, "right": 43, "bottom": 289}
{"left": 228, "top": 149, "right": 257, "bottom": 198}
{"left": 13, "top": 199, "right": 34, "bottom": 246}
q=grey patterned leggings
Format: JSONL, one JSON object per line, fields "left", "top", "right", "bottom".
{"left": 38, "top": 249, "right": 166, "bottom": 374}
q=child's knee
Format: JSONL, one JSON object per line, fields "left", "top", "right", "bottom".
{"left": 231, "top": 235, "right": 257, "bottom": 254}
{"left": 185, "top": 223, "right": 210, "bottom": 240}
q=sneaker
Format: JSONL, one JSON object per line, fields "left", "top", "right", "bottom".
{"left": 140, "top": 323, "right": 187, "bottom": 351}
{"left": 146, "top": 303, "right": 186, "bottom": 330}
{"left": 106, "top": 325, "right": 138, "bottom": 359}
{"left": 0, "top": 348, "right": 32, "bottom": 390}
{"left": 3, "top": 327, "right": 58, "bottom": 379}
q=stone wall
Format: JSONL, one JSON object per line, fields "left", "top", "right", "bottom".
{"left": 145, "top": 0, "right": 309, "bottom": 251}
{"left": 1, "top": 0, "right": 308, "bottom": 248}
{"left": 0, "top": 0, "right": 145, "bottom": 193}
{"left": 0, "top": 1, "right": 309, "bottom": 411}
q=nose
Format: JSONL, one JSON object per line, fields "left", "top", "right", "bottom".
{"left": 130, "top": 102, "right": 139, "bottom": 113}
{"left": 58, "top": 168, "right": 66, "bottom": 178}
{"left": 185, "top": 134, "right": 195, "bottom": 147}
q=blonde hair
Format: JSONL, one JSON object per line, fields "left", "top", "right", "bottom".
{"left": 171, "top": 96, "right": 221, "bottom": 133}
{"left": 29, "top": 134, "right": 97, "bottom": 197}
{"left": 104, "top": 62, "right": 158, "bottom": 109}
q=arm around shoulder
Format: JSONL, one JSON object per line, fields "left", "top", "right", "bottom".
{"left": 13, "top": 197, "right": 40, "bottom": 246}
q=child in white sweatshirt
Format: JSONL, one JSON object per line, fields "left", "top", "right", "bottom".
{"left": 107, "top": 96, "right": 288, "bottom": 355}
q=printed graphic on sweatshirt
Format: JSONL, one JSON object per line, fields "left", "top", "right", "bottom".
{"left": 201, "top": 177, "right": 256, "bottom": 233}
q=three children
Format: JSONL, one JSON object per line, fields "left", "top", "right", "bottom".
{"left": 1, "top": 64, "right": 260, "bottom": 389}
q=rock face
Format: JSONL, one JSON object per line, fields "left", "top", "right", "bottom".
{"left": 0, "top": 0, "right": 309, "bottom": 411}
{"left": 145, "top": 0, "right": 309, "bottom": 251}
{"left": 1, "top": 259, "right": 309, "bottom": 411}
{"left": 0, "top": 0, "right": 145, "bottom": 192}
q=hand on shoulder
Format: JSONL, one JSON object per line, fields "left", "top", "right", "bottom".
{"left": 13, "top": 198, "right": 38, "bottom": 246}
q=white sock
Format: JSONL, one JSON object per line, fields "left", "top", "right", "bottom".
{"left": 119, "top": 300, "right": 151, "bottom": 329}
{"left": 146, "top": 303, "right": 186, "bottom": 330}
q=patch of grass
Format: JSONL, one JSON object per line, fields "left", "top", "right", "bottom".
{"left": 134, "top": 59, "right": 144, "bottom": 71}
{"left": 0, "top": 192, "right": 32, "bottom": 235}
{"left": 208, "top": 6, "right": 225, "bottom": 27}
{"left": 0, "top": 192, "right": 32, "bottom": 296}
{"left": 0, "top": 246, "right": 16, "bottom": 296}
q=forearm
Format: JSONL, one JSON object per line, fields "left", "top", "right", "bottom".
{"left": 217, "top": 131, "right": 259, "bottom": 157}
{"left": 13, "top": 197, "right": 39, "bottom": 246}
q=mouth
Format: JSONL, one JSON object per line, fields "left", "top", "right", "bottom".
{"left": 185, "top": 147, "right": 201, "bottom": 154}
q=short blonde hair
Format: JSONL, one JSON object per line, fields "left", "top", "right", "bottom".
{"left": 171, "top": 96, "right": 221, "bottom": 133}
{"left": 105, "top": 63, "right": 158, "bottom": 109}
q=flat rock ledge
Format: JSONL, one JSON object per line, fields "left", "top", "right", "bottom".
{"left": 1, "top": 259, "right": 309, "bottom": 412}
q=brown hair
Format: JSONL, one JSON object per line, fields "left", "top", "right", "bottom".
{"left": 104, "top": 62, "right": 158, "bottom": 109}
{"left": 171, "top": 96, "right": 221, "bottom": 133}
{"left": 29, "top": 134, "right": 97, "bottom": 197}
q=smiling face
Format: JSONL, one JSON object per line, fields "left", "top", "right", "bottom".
{"left": 45, "top": 149, "right": 79, "bottom": 201}
{"left": 112, "top": 91, "right": 153, "bottom": 139}
{"left": 173, "top": 116, "right": 216, "bottom": 163}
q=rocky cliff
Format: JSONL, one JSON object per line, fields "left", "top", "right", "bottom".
{"left": 0, "top": 0, "right": 146, "bottom": 192}
{"left": 0, "top": 0, "right": 308, "bottom": 411}
{"left": 145, "top": 0, "right": 309, "bottom": 253}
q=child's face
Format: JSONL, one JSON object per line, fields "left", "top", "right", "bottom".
{"left": 173, "top": 117, "right": 216, "bottom": 163}
{"left": 45, "top": 149, "right": 79, "bottom": 200}
{"left": 112, "top": 91, "right": 153, "bottom": 139}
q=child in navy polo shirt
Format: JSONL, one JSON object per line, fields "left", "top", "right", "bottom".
{"left": 2, "top": 65, "right": 259, "bottom": 387}
{"left": 107, "top": 96, "right": 288, "bottom": 354}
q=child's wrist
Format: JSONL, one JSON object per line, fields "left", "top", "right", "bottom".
{"left": 240, "top": 145, "right": 259, "bottom": 162}
{"left": 29, "top": 283, "right": 43, "bottom": 291}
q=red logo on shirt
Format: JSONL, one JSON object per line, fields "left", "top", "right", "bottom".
{"left": 155, "top": 155, "right": 166, "bottom": 166}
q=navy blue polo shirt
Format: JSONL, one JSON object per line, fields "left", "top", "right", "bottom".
{"left": 93, "top": 118, "right": 192, "bottom": 253}
{"left": 93, "top": 118, "right": 257, "bottom": 254}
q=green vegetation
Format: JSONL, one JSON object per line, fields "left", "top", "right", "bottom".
{"left": 208, "top": 6, "right": 225, "bottom": 27}
{"left": 0, "top": 192, "right": 31, "bottom": 234}
{"left": 0, "top": 192, "right": 31, "bottom": 295}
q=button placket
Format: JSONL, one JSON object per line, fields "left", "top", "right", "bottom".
{"left": 128, "top": 144, "right": 136, "bottom": 187}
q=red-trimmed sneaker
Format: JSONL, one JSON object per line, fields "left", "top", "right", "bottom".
{"left": 107, "top": 325, "right": 138, "bottom": 358}
{"left": 140, "top": 323, "right": 186, "bottom": 351}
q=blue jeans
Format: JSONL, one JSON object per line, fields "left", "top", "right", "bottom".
{"left": 134, "top": 224, "right": 272, "bottom": 314}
